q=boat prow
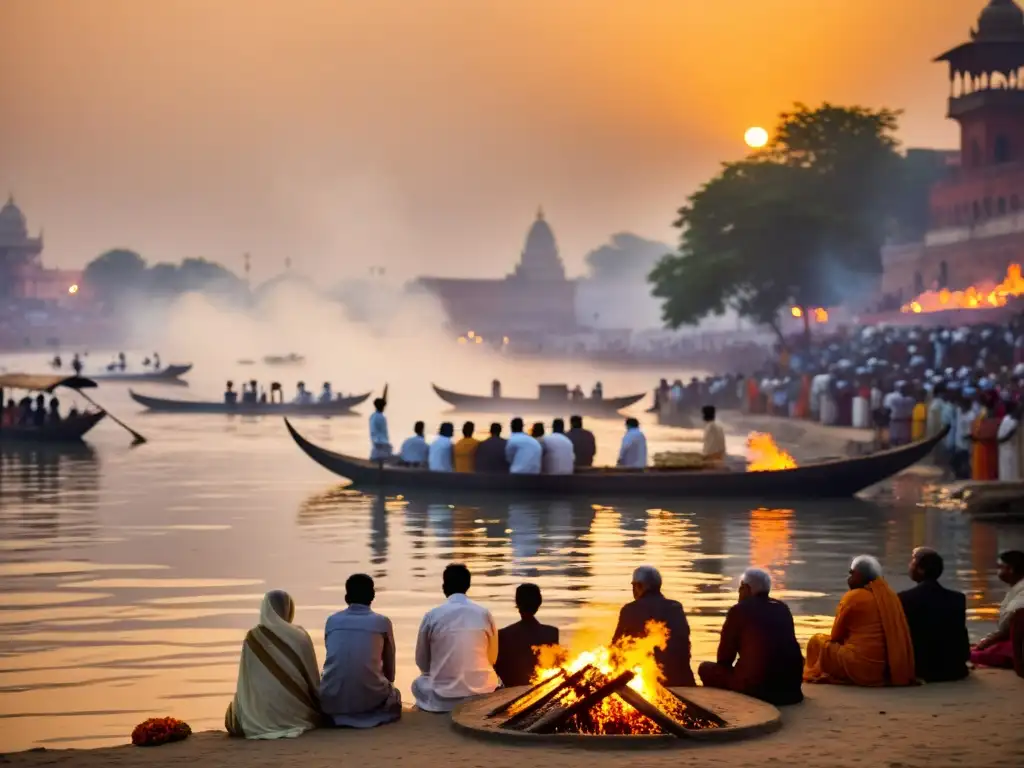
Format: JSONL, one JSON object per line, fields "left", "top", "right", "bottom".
{"left": 285, "top": 419, "right": 949, "bottom": 499}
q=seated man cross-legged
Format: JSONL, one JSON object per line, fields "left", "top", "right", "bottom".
{"left": 493, "top": 583, "right": 560, "bottom": 687}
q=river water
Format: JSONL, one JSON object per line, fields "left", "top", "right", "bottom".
{"left": 0, "top": 351, "right": 1022, "bottom": 752}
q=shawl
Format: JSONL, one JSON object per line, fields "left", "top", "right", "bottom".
{"left": 865, "top": 578, "right": 916, "bottom": 686}
{"left": 998, "top": 579, "right": 1024, "bottom": 634}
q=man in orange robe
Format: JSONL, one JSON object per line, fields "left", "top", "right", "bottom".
{"left": 804, "top": 555, "right": 916, "bottom": 687}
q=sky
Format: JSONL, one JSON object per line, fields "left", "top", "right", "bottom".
{"left": 0, "top": 0, "right": 987, "bottom": 283}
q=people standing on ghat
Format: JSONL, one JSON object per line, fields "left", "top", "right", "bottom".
{"left": 701, "top": 405, "right": 726, "bottom": 464}
{"left": 971, "top": 391, "right": 1000, "bottom": 480}
{"left": 427, "top": 422, "right": 455, "bottom": 472}
{"left": 505, "top": 417, "right": 542, "bottom": 474}
{"left": 888, "top": 384, "right": 916, "bottom": 447}
{"left": 320, "top": 574, "right": 401, "bottom": 729}
{"left": 542, "top": 418, "right": 574, "bottom": 475}
{"left": 897, "top": 548, "right": 969, "bottom": 683}
{"left": 952, "top": 397, "right": 974, "bottom": 479}
{"left": 493, "top": 583, "right": 560, "bottom": 688}
{"left": 970, "top": 550, "right": 1024, "bottom": 670}
{"left": 475, "top": 423, "right": 509, "bottom": 472}
{"left": 612, "top": 566, "right": 695, "bottom": 687}
{"left": 369, "top": 397, "right": 392, "bottom": 462}
{"left": 453, "top": 421, "right": 479, "bottom": 472}
{"left": 225, "top": 590, "right": 321, "bottom": 740}
{"left": 911, "top": 390, "right": 928, "bottom": 441}
{"left": 997, "top": 402, "right": 1021, "bottom": 481}
{"left": 697, "top": 567, "right": 804, "bottom": 705}
{"left": 412, "top": 564, "right": 499, "bottom": 713}
{"left": 617, "top": 417, "right": 647, "bottom": 468}
{"left": 566, "top": 414, "right": 596, "bottom": 468}
{"left": 398, "top": 421, "right": 429, "bottom": 467}
{"left": 803, "top": 555, "right": 916, "bottom": 687}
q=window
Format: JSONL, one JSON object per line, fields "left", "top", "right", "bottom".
{"left": 995, "top": 135, "right": 1012, "bottom": 163}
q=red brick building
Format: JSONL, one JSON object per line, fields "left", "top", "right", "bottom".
{"left": 882, "top": 0, "right": 1024, "bottom": 301}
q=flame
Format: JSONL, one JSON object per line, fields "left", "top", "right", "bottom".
{"left": 812, "top": 307, "right": 828, "bottom": 323}
{"left": 900, "top": 263, "right": 1024, "bottom": 314}
{"left": 746, "top": 432, "right": 797, "bottom": 471}
{"left": 790, "top": 306, "right": 803, "bottom": 318}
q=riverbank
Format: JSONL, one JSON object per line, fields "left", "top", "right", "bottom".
{"left": 717, "top": 410, "right": 876, "bottom": 462}
{"left": 3, "top": 670, "right": 1020, "bottom": 768}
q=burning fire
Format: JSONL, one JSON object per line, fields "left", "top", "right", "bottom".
{"left": 746, "top": 432, "right": 797, "bottom": 471}
{"left": 790, "top": 306, "right": 829, "bottom": 323}
{"left": 901, "top": 263, "right": 1024, "bottom": 314}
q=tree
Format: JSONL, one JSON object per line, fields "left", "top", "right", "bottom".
{"left": 83, "top": 249, "right": 148, "bottom": 305}
{"left": 584, "top": 233, "right": 672, "bottom": 282}
{"left": 649, "top": 102, "right": 903, "bottom": 346}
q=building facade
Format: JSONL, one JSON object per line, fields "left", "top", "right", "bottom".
{"left": 0, "top": 196, "right": 85, "bottom": 303}
{"left": 415, "top": 209, "right": 577, "bottom": 339}
{"left": 882, "top": 0, "right": 1024, "bottom": 301}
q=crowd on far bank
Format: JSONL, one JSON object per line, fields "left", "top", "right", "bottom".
{"left": 655, "top": 318, "right": 1024, "bottom": 481}
{"left": 223, "top": 549, "right": 1024, "bottom": 740}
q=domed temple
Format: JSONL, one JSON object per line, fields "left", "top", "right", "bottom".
{"left": 415, "top": 209, "right": 578, "bottom": 339}
{"left": 0, "top": 196, "right": 84, "bottom": 302}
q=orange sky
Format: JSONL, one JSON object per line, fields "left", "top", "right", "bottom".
{"left": 0, "top": 0, "right": 988, "bottom": 280}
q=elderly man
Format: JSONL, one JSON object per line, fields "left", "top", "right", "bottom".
{"left": 612, "top": 566, "right": 694, "bottom": 687}
{"left": 804, "top": 555, "right": 915, "bottom": 687}
{"left": 698, "top": 568, "right": 804, "bottom": 705}
{"left": 897, "top": 548, "right": 969, "bottom": 682}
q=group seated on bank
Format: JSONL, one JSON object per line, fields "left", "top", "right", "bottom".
{"left": 1, "top": 393, "right": 84, "bottom": 428}
{"left": 223, "top": 380, "right": 347, "bottom": 406}
{"left": 223, "top": 550, "right": 1024, "bottom": 740}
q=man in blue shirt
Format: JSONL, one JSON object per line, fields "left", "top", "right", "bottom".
{"left": 505, "top": 417, "right": 542, "bottom": 474}
{"left": 321, "top": 574, "right": 401, "bottom": 728}
{"left": 428, "top": 422, "right": 455, "bottom": 471}
{"left": 399, "top": 421, "right": 430, "bottom": 466}
{"left": 617, "top": 417, "right": 647, "bottom": 468}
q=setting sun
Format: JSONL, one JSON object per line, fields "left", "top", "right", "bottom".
{"left": 744, "top": 126, "right": 769, "bottom": 148}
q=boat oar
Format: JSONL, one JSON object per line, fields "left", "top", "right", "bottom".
{"left": 382, "top": 383, "right": 389, "bottom": 404}
{"left": 78, "top": 390, "right": 148, "bottom": 446}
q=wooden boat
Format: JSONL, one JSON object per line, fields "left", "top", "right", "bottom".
{"left": 285, "top": 419, "right": 948, "bottom": 498}
{"left": 129, "top": 389, "right": 370, "bottom": 415}
{"left": 91, "top": 363, "right": 192, "bottom": 384}
{"left": 432, "top": 383, "right": 646, "bottom": 416}
{"left": 0, "top": 373, "right": 108, "bottom": 443}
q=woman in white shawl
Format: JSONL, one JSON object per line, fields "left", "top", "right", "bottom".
{"left": 226, "top": 590, "right": 322, "bottom": 738}
{"left": 970, "top": 551, "right": 1024, "bottom": 669}
{"left": 997, "top": 402, "right": 1021, "bottom": 481}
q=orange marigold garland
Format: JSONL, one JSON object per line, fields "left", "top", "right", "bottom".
{"left": 131, "top": 717, "right": 192, "bottom": 747}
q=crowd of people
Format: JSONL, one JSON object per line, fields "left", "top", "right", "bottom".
{"left": 0, "top": 392, "right": 79, "bottom": 428}
{"left": 222, "top": 380, "right": 351, "bottom": 406}
{"left": 223, "top": 550, "right": 1024, "bottom": 739}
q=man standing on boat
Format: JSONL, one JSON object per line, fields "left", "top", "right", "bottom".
{"left": 369, "top": 398, "right": 392, "bottom": 462}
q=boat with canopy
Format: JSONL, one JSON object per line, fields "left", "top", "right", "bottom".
{"left": 0, "top": 373, "right": 107, "bottom": 443}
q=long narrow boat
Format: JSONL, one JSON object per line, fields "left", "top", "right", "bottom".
{"left": 91, "top": 363, "right": 192, "bottom": 384}
{"left": 0, "top": 373, "right": 107, "bottom": 444}
{"left": 432, "top": 384, "right": 645, "bottom": 416}
{"left": 285, "top": 419, "right": 948, "bottom": 498}
{"left": 130, "top": 389, "right": 370, "bottom": 415}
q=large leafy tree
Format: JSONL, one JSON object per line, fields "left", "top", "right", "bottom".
{"left": 83, "top": 249, "right": 148, "bottom": 305}
{"left": 650, "top": 102, "right": 903, "bottom": 344}
{"left": 584, "top": 233, "right": 672, "bottom": 282}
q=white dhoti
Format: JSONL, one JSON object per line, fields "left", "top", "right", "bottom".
{"left": 411, "top": 675, "right": 470, "bottom": 713}
{"left": 852, "top": 397, "right": 870, "bottom": 429}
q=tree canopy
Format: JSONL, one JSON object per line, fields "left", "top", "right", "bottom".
{"left": 83, "top": 250, "right": 245, "bottom": 306}
{"left": 649, "top": 102, "right": 905, "bottom": 339}
{"left": 584, "top": 233, "right": 672, "bottom": 282}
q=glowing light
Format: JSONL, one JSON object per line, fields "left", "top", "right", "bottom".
{"left": 812, "top": 307, "right": 828, "bottom": 323}
{"left": 474, "top": 336, "right": 482, "bottom": 344}
{"left": 790, "top": 306, "right": 803, "bottom": 318}
{"left": 68, "top": 284, "right": 79, "bottom": 294}
{"left": 502, "top": 336, "right": 510, "bottom": 345}
{"left": 900, "top": 263, "right": 1024, "bottom": 314}
{"left": 457, "top": 336, "right": 467, "bottom": 344}
{"left": 744, "top": 126, "right": 769, "bottom": 148}
{"left": 746, "top": 433, "right": 797, "bottom": 472}
{"left": 467, "top": 330, "right": 475, "bottom": 338}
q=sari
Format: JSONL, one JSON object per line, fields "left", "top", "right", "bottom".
{"left": 971, "top": 414, "right": 1000, "bottom": 481}
{"left": 911, "top": 403, "right": 927, "bottom": 442}
{"left": 804, "top": 579, "right": 915, "bottom": 687}
{"left": 225, "top": 591, "right": 322, "bottom": 739}
{"left": 971, "top": 580, "right": 1024, "bottom": 669}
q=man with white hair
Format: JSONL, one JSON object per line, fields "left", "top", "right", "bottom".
{"left": 803, "top": 555, "right": 916, "bottom": 687}
{"left": 697, "top": 568, "right": 804, "bottom": 705}
{"left": 611, "top": 566, "right": 695, "bottom": 687}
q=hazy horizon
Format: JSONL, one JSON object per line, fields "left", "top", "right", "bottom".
{"left": 0, "top": 0, "right": 980, "bottom": 283}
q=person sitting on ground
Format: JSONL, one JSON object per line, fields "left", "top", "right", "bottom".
{"left": 698, "top": 567, "right": 804, "bottom": 705}
{"left": 47, "top": 397, "right": 61, "bottom": 425}
{"left": 701, "top": 405, "right": 726, "bottom": 464}
{"left": 970, "top": 550, "right": 1024, "bottom": 669}
{"left": 412, "top": 564, "right": 499, "bottom": 712}
{"left": 454, "top": 421, "right": 480, "bottom": 472}
{"left": 224, "top": 380, "right": 238, "bottom": 405}
{"left": 475, "top": 423, "right": 509, "bottom": 472}
{"left": 319, "top": 382, "right": 333, "bottom": 403}
{"left": 428, "top": 422, "right": 455, "bottom": 472}
{"left": 320, "top": 574, "right": 401, "bottom": 728}
{"left": 542, "top": 418, "right": 575, "bottom": 475}
{"left": 32, "top": 394, "right": 46, "bottom": 427}
{"left": 399, "top": 421, "right": 430, "bottom": 467}
{"left": 898, "top": 547, "right": 969, "bottom": 682}
{"left": 225, "top": 590, "right": 322, "bottom": 739}
{"left": 804, "top": 555, "right": 915, "bottom": 687}
{"left": 566, "top": 415, "right": 596, "bottom": 468}
{"left": 617, "top": 417, "right": 647, "bottom": 469}
{"left": 612, "top": 566, "right": 695, "bottom": 687}
{"left": 506, "top": 417, "right": 542, "bottom": 475}
{"left": 494, "top": 583, "right": 560, "bottom": 688}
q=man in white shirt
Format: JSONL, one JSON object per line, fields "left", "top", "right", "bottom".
{"left": 427, "top": 422, "right": 455, "bottom": 472}
{"left": 505, "top": 417, "right": 542, "bottom": 474}
{"left": 617, "top": 417, "right": 647, "bottom": 469}
{"left": 542, "top": 418, "right": 575, "bottom": 474}
{"left": 412, "top": 564, "right": 499, "bottom": 712}
{"left": 399, "top": 421, "right": 429, "bottom": 466}
{"left": 369, "top": 398, "right": 392, "bottom": 461}
{"left": 701, "top": 405, "right": 727, "bottom": 464}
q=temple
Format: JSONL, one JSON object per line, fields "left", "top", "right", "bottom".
{"left": 0, "top": 196, "right": 84, "bottom": 302}
{"left": 415, "top": 209, "right": 578, "bottom": 339}
{"left": 882, "top": 0, "right": 1024, "bottom": 300}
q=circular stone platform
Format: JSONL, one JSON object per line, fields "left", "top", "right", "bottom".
{"left": 451, "top": 686, "right": 782, "bottom": 749}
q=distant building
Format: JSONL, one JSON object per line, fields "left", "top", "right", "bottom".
{"left": 882, "top": 0, "right": 1024, "bottom": 300}
{"left": 415, "top": 209, "right": 577, "bottom": 339}
{"left": 0, "top": 196, "right": 85, "bottom": 303}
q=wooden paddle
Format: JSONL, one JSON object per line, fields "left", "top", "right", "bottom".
{"left": 381, "top": 383, "right": 389, "bottom": 404}
{"left": 78, "top": 390, "right": 148, "bottom": 446}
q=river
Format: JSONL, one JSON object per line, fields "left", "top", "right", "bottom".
{"left": 0, "top": 350, "right": 1022, "bottom": 751}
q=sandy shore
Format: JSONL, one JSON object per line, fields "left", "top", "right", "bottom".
{"left": 5, "top": 669, "right": 1020, "bottom": 768}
